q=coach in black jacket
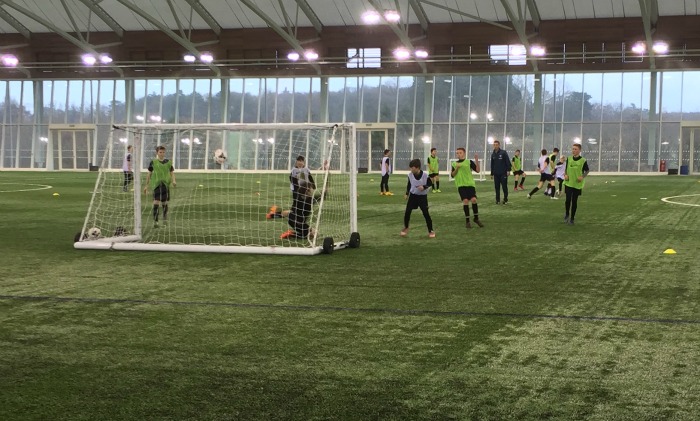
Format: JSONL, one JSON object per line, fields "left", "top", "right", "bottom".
{"left": 490, "top": 140, "right": 511, "bottom": 204}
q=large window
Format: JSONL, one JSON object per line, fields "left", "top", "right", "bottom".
{"left": 3, "top": 70, "right": 700, "bottom": 172}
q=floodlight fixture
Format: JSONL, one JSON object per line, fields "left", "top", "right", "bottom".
{"left": 421, "top": 135, "right": 430, "bottom": 144}
{"left": 287, "top": 51, "right": 300, "bottom": 61}
{"left": 267, "top": 137, "right": 275, "bottom": 144}
{"left": 653, "top": 41, "right": 669, "bottom": 54}
{"left": 1, "top": 54, "right": 19, "bottom": 67}
{"left": 135, "top": 115, "right": 145, "bottom": 121}
{"left": 414, "top": 49, "right": 429, "bottom": 59}
{"left": 361, "top": 10, "right": 381, "bottom": 24}
{"left": 631, "top": 42, "right": 646, "bottom": 55}
{"left": 183, "top": 54, "right": 197, "bottom": 63}
{"left": 384, "top": 10, "right": 400, "bottom": 23}
{"left": 304, "top": 50, "right": 319, "bottom": 60}
{"left": 487, "top": 136, "right": 495, "bottom": 144}
{"left": 393, "top": 48, "right": 411, "bottom": 60}
{"left": 99, "top": 54, "right": 113, "bottom": 64}
{"left": 530, "top": 45, "right": 546, "bottom": 56}
{"left": 81, "top": 54, "right": 97, "bottom": 65}
{"left": 470, "top": 113, "right": 478, "bottom": 120}
{"left": 40, "top": 136, "right": 49, "bottom": 142}
{"left": 199, "top": 52, "right": 214, "bottom": 63}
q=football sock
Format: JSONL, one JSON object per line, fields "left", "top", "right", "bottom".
{"left": 472, "top": 203, "right": 479, "bottom": 220}
{"left": 152, "top": 204, "right": 159, "bottom": 221}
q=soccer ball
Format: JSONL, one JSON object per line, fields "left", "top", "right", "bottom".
{"left": 214, "top": 149, "right": 227, "bottom": 165}
{"left": 87, "top": 227, "right": 101, "bottom": 240}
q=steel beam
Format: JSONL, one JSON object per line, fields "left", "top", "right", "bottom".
{"left": 76, "top": 0, "right": 124, "bottom": 38}
{"left": 408, "top": 0, "right": 429, "bottom": 32}
{"left": 419, "top": 0, "right": 512, "bottom": 30}
{"left": 0, "top": 5, "right": 30, "bottom": 39}
{"left": 183, "top": 0, "right": 221, "bottom": 36}
{"left": 638, "top": 0, "right": 657, "bottom": 70}
{"left": 114, "top": 0, "right": 220, "bottom": 76}
{"left": 499, "top": 0, "right": 538, "bottom": 72}
{"left": 0, "top": 0, "right": 124, "bottom": 76}
{"left": 238, "top": 0, "right": 322, "bottom": 74}
{"left": 526, "top": 0, "right": 541, "bottom": 30}
{"left": 293, "top": 0, "right": 322, "bottom": 35}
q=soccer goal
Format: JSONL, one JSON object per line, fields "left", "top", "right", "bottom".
{"left": 74, "top": 123, "right": 359, "bottom": 255}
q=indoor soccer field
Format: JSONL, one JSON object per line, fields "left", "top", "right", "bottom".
{"left": 1, "top": 171, "right": 699, "bottom": 419}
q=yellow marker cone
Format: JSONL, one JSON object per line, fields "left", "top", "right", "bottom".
{"left": 52, "top": 192, "right": 59, "bottom": 196}
{"left": 663, "top": 249, "right": 677, "bottom": 254}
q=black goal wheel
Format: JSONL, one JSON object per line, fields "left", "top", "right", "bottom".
{"left": 349, "top": 232, "right": 360, "bottom": 248}
{"left": 73, "top": 231, "right": 85, "bottom": 243}
{"left": 322, "top": 237, "right": 335, "bottom": 254}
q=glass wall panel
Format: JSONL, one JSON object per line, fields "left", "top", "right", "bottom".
{"left": 582, "top": 123, "right": 601, "bottom": 171}
{"left": 276, "top": 78, "right": 294, "bottom": 123}
{"left": 582, "top": 73, "right": 603, "bottom": 122}
{"left": 178, "top": 79, "right": 195, "bottom": 123}
{"left": 413, "top": 77, "right": 427, "bottom": 123}
{"left": 379, "top": 76, "right": 398, "bottom": 123}
{"left": 344, "top": 77, "right": 359, "bottom": 122}
{"left": 507, "top": 75, "right": 528, "bottom": 122}
{"left": 66, "top": 80, "right": 82, "bottom": 123}
{"left": 621, "top": 73, "right": 644, "bottom": 121}
{"left": 396, "top": 77, "right": 415, "bottom": 123}
{"left": 83, "top": 80, "right": 99, "bottom": 123}
{"left": 228, "top": 79, "right": 244, "bottom": 123}
{"left": 243, "top": 78, "right": 261, "bottom": 123}
{"left": 260, "top": 78, "right": 276, "bottom": 124}
{"left": 361, "top": 76, "right": 380, "bottom": 123}
{"left": 661, "top": 72, "right": 683, "bottom": 122}
{"left": 488, "top": 75, "right": 508, "bottom": 122}
{"left": 113, "top": 80, "right": 126, "bottom": 124}
{"left": 469, "top": 75, "right": 490, "bottom": 125}
{"left": 144, "top": 79, "right": 162, "bottom": 124}
{"left": 682, "top": 71, "right": 700, "bottom": 120}
{"left": 433, "top": 77, "right": 452, "bottom": 123}
{"left": 621, "top": 122, "right": 641, "bottom": 171}
{"left": 98, "top": 80, "right": 114, "bottom": 124}
{"left": 431, "top": 124, "right": 450, "bottom": 164}
{"left": 40, "top": 81, "right": 52, "bottom": 124}
{"left": 560, "top": 74, "right": 584, "bottom": 123}
{"left": 192, "top": 79, "right": 211, "bottom": 123}
{"left": 467, "top": 124, "right": 485, "bottom": 159}
{"left": 133, "top": 79, "right": 147, "bottom": 122}
{"left": 327, "top": 78, "right": 345, "bottom": 122}
{"left": 160, "top": 80, "right": 177, "bottom": 125}
{"left": 293, "top": 78, "right": 310, "bottom": 123}
{"left": 395, "top": 123, "right": 414, "bottom": 165}
{"left": 310, "top": 78, "right": 321, "bottom": 122}
{"left": 504, "top": 123, "right": 523, "bottom": 154}
{"left": 602, "top": 73, "right": 623, "bottom": 122}
{"left": 661, "top": 122, "right": 681, "bottom": 169}
{"left": 599, "top": 123, "right": 621, "bottom": 171}
{"left": 51, "top": 81, "right": 68, "bottom": 123}
{"left": 210, "top": 79, "right": 222, "bottom": 123}
{"left": 452, "top": 76, "right": 471, "bottom": 124}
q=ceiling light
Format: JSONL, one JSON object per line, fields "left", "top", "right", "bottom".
{"left": 486, "top": 113, "right": 494, "bottom": 121}
{"left": 135, "top": 115, "right": 145, "bottom": 121}
{"left": 408, "top": 137, "right": 413, "bottom": 142}
{"left": 81, "top": 54, "right": 97, "bottom": 66}
{"left": 361, "top": 10, "right": 381, "bottom": 24}
{"left": 421, "top": 136, "right": 430, "bottom": 144}
{"left": 304, "top": 50, "right": 319, "bottom": 60}
{"left": 384, "top": 10, "right": 400, "bottom": 23}
{"left": 181, "top": 138, "right": 191, "bottom": 145}
{"left": 661, "top": 141, "right": 669, "bottom": 145}
{"left": 99, "top": 54, "right": 113, "bottom": 64}
{"left": 393, "top": 48, "right": 411, "bottom": 60}
{"left": 1, "top": 54, "right": 19, "bottom": 67}
{"left": 653, "top": 41, "right": 669, "bottom": 54}
{"left": 504, "top": 137, "right": 512, "bottom": 144}
{"left": 183, "top": 54, "right": 196, "bottom": 63}
{"left": 287, "top": 52, "right": 300, "bottom": 61}
{"left": 199, "top": 52, "right": 214, "bottom": 63}
{"left": 487, "top": 136, "right": 495, "bottom": 144}
{"left": 631, "top": 42, "right": 646, "bottom": 55}
{"left": 530, "top": 45, "right": 546, "bottom": 56}
{"left": 40, "top": 136, "right": 49, "bottom": 142}
{"left": 470, "top": 113, "right": 478, "bottom": 120}
{"left": 414, "top": 49, "right": 429, "bottom": 59}
{"left": 193, "top": 138, "right": 201, "bottom": 144}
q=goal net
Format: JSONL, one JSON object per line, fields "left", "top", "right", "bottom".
{"left": 74, "top": 123, "right": 358, "bottom": 255}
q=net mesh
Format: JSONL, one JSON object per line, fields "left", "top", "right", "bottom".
{"left": 78, "top": 123, "right": 355, "bottom": 252}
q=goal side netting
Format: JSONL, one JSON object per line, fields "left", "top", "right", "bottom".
{"left": 74, "top": 123, "right": 358, "bottom": 255}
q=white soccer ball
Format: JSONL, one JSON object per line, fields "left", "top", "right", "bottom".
{"left": 87, "top": 227, "right": 101, "bottom": 240}
{"left": 214, "top": 149, "right": 227, "bottom": 164}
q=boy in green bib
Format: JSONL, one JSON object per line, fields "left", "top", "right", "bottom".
{"left": 563, "top": 143, "right": 589, "bottom": 225}
{"left": 144, "top": 145, "right": 177, "bottom": 228}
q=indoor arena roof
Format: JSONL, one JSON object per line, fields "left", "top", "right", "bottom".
{"left": 0, "top": 0, "right": 696, "bottom": 35}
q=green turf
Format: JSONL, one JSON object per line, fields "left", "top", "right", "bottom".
{"left": 1, "top": 171, "right": 699, "bottom": 420}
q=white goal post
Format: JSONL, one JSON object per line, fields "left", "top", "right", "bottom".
{"left": 74, "top": 123, "right": 359, "bottom": 255}
{"left": 447, "top": 158, "right": 486, "bottom": 182}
